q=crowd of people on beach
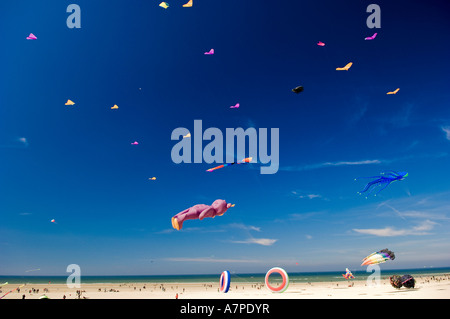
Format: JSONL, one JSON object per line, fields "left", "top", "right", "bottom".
{"left": 2, "top": 273, "right": 449, "bottom": 299}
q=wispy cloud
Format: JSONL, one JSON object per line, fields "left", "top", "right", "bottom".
{"left": 353, "top": 220, "right": 437, "bottom": 237}
{"left": 285, "top": 211, "right": 323, "bottom": 221}
{"left": 291, "top": 191, "right": 322, "bottom": 200}
{"left": 441, "top": 126, "right": 450, "bottom": 140}
{"left": 164, "top": 257, "right": 261, "bottom": 263}
{"left": 280, "top": 153, "right": 448, "bottom": 173}
{"left": 280, "top": 159, "right": 381, "bottom": 172}
{"left": 226, "top": 223, "right": 261, "bottom": 232}
{"left": 0, "top": 137, "right": 29, "bottom": 148}
{"left": 229, "top": 238, "right": 278, "bottom": 246}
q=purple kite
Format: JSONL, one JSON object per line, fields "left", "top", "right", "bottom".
{"left": 365, "top": 33, "right": 377, "bottom": 40}
{"left": 26, "top": 33, "right": 37, "bottom": 40}
{"left": 171, "top": 199, "right": 234, "bottom": 230}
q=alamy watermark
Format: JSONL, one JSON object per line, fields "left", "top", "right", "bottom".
{"left": 66, "top": 4, "right": 81, "bottom": 29}
{"left": 366, "top": 264, "right": 381, "bottom": 287}
{"left": 366, "top": 4, "right": 381, "bottom": 29}
{"left": 171, "top": 120, "right": 279, "bottom": 174}
{"left": 66, "top": 264, "right": 81, "bottom": 288}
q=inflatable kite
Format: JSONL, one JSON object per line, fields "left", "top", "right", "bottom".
{"left": 342, "top": 268, "right": 355, "bottom": 280}
{"left": 361, "top": 248, "right": 395, "bottom": 266}
{"left": 355, "top": 171, "right": 408, "bottom": 197}
{"left": 219, "top": 271, "right": 231, "bottom": 293}
{"left": 206, "top": 157, "right": 252, "bottom": 172}
{"left": 365, "top": 33, "right": 377, "bottom": 40}
{"left": 390, "top": 274, "right": 415, "bottom": 289}
{"left": 387, "top": 88, "right": 400, "bottom": 95}
{"left": 265, "top": 267, "right": 289, "bottom": 293}
{"left": 292, "top": 86, "right": 304, "bottom": 94}
{"left": 400, "top": 275, "right": 415, "bottom": 288}
{"left": 171, "top": 199, "right": 234, "bottom": 230}
{"left": 336, "top": 62, "right": 353, "bottom": 71}
{"left": 0, "top": 284, "right": 24, "bottom": 299}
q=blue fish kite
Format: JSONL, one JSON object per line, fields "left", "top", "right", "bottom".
{"left": 355, "top": 171, "right": 408, "bottom": 197}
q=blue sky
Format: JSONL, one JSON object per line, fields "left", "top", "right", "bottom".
{"left": 1, "top": 0, "right": 450, "bottom": 276}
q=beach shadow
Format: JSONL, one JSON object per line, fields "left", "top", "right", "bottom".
{"left": 386, "top": 288, "right": 420, "bottom": 294}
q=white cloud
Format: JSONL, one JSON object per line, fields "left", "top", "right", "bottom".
{"left": 164, "top": 257, "right": 260, "bottom": 263}
{"left": 230, "top": 238, "right": 278, "bottom": 246}
{"left": 226, "top": 223, "right": 261, "bottom": 232}
{"left": 441, "top": 126, "right": 450, "bottom": 140}
{"left": 353, "top": 220, "right": 437, "bottom": 237}
{"left": 292, "top": 191, "right": 322, "bottom": 199}
{"left": 281, "top": 159, "right": 381, "bottom": 172}
{"left": 17, "top": 137, "right": 28, "bottom": 146}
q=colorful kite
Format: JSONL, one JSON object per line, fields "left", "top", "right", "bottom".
{"left": 387, "top": 88, "right": 400, "bottom": 95}
{"left": 204, "top": 49, "right": 214, "bottom": 55}
{"left": 206, "top": 157, "right": 252, "bottom": 172}
{"left": 219, "top": 270, "right": 231, "bottom": 293}
{"left": 336, "top": 62, "right": 353, "bottom": 71}
{"left": 65, "top": 100, "right": 75, "bottom": 106}
{"left": 51, "top": 219, "right": 55, "bottom": 223}
{"left": 0, "top": 284, "right": 25, "bottom": 299}
{"left": 25, "top": 269, "right": 40, "bottom": 272}
{"left": 159, "top": 2, "right": 169, "bottom": 9}
{"left": 355, "top": 171, "right": 408, "bottom": 197}
{"left": 230, "top": 103, "right": 240, "bottom": 108}
{"left": 148, "top": 177, "right": 156, "bottom": 180}
{"left": 365, "top": 33, "right": 377, "bottom": 40}
{"left": 317, "top": 41, "right": 325, "bottom": 46}
{"left": 111, "top": 104, "right": 119, "bottom": 109}
{"left": 183, "top": 0, "right": 193, "bottom": 7}
{"left": 171, "top": 199, "right": 234, "bottom": 230}
{"left": 26, "top": 33, "right": 37, "bottom": 40}
{"left": 342, "top": 268, "right": 355, "bottom": 279}
{"left": 361, "top": 248, "right": 395, "bottom": 266}
{"left": 292, "top": 86, "right": 304, "bottom": 94}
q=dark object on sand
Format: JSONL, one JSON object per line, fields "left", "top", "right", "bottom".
{"left": 401, "top": 275, "right": 415, "bottom": 288}
{"left": 389, "top": 275, "right": 403, "bottom": 289}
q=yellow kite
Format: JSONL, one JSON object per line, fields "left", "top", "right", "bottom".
{"left": 386, "top": 88, "right": 400, "bottom": 95}
{"left": 183, "top": 0, "right": 193, "bottom": 7}
{"left": 65, "top": 100, "right": 75, "bottom": 105}
{"left": 159, "top": 2, "right": 169, "bottom": 9}
{"left": 111, "top": 104, "right": 119, "bottom": 109}
{"left": 336, "top": 62, "right": 353, "bottom": 71}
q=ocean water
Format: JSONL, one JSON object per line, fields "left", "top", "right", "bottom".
{"left": 1, "top": 267, "right": 449, "bottom": 285}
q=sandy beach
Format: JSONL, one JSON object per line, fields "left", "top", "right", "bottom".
{"left": 2, "top": 274, "right": 449, "bottom": 299}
